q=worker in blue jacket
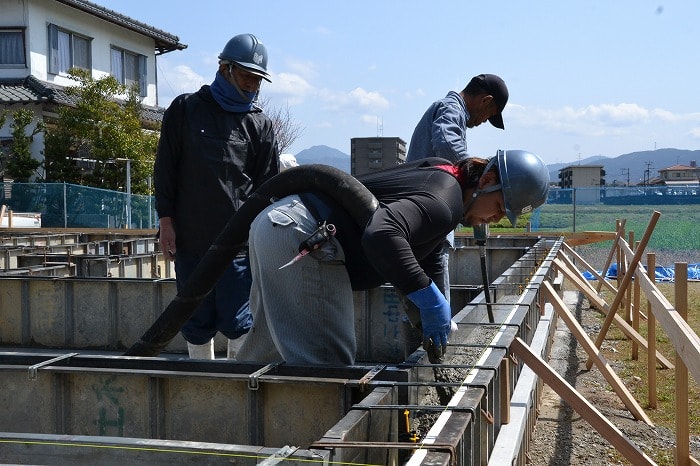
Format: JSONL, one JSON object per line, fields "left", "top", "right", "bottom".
{"left": 406, "top": 74, "right": 509, "bottom": 304}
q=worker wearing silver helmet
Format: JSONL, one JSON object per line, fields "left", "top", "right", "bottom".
{"left": 218, "top": 33, "right": 271, "bottom": 101}
{"left": 235, "top": 150, "right": 549, "bottom": 366}
{"left": 154, "top": 33, "right": 279, "bottom": 361}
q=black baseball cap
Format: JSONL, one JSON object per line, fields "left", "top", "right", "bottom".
{"left": 468, "top": 74, "right": 509, "bottom": 129}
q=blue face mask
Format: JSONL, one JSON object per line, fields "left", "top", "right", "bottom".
{"left": 210, "top": 70, "right": 257, "bottom": 112}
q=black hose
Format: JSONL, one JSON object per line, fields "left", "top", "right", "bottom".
{"left": 124, "top": 165, "right": 379, "bottom": 357}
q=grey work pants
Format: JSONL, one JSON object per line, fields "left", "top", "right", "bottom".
{"left": 235, "top": 196, "right": 356, "bottom": 365}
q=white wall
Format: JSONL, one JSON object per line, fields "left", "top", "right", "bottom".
{"left": 0, "top": 0, "right": 168, "bottom": 176}
{"left": 16, "top": 0, "right": 159, "bottom": 106}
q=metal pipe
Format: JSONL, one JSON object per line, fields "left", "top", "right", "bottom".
{"left": 473, "top": 224, "right": 494, "bottom": 323}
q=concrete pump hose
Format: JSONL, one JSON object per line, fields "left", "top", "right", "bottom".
{"left": 124, "top": 164, "right": 379, "bottom": 357}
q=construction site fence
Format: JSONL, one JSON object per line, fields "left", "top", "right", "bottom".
{"left": 1, "top": 182, "right": 156, "bottom": 229}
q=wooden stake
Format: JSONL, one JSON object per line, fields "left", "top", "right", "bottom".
{"left": 588, "top": 212, "right": 661, "bottom": 370}
{"left": 647, "top": 253, "right": 657, "bottom": 409}
{"left": 675, "top": 262, "right": 690, "bottom": 466}
{"left": 595, "top": 219, "right": 626, "bottom": 293}
{"left": 632, "top": 237, "right": 640, "bottom": 361}
{"left": 553, "top": 255, "right": 673, "bottom": 370}
{"left": 500, "top": 357, "right": 510, "bottom": 425}
{"left": 620, "top": 244, "right": 700, "bottom": 385}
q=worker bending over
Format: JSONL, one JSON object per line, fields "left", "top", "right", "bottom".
{"left": 235, "top": 150, "right": 549, "bottom": 365}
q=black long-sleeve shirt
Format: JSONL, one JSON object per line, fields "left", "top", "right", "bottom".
{"left": 303, "top": 157, "right": 464, "bottom": 295}
{"left": 154, "top": 86, "right": 279, "bottom": 256}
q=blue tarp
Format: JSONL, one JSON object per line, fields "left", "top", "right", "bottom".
{"left": 582, "top": 263, "right": 700, "bottom": 282}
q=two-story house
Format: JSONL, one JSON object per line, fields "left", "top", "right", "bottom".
{"left": 0, "top": 0, "right": 186, "bottom": 176}
{"left": 656, "top": 161, "right": 699, "bottom": 187}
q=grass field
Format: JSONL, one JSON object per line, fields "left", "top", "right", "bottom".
{"left": 459, "top": 203, "right": 700, "bottom": 267}
{"left": 537, "top": 204, "right": 700, "bottom": 251}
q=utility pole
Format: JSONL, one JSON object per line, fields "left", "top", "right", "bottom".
{"left": 115, "top": 158, "right": 132, "bottom": 228}
{"left": 621, "top": 168, "right": 630, "bottom": 186}
{"left": 644, "top": 161, "right": 653, "bottom": 186}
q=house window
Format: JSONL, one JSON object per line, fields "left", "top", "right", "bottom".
{"left": 111, "top": 47, "right": 147, "bottom": 97}
{"left": 0, "top": 29, "right": 26, "bottom": 66}
{"left": 48, "top": 24, "right": 92, "bottom": 74}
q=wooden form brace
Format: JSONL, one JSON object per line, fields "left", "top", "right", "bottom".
{"left": 588, "top": 212, "right": 661, "bottom": 370}
{"left": 552, "top": 254, "right": 673, "bottom": 370}
{"left": 619, "top": 243, "right": 700, "bottom": 387}
{"left": 510, "top": 337, "right": 655, "bottom": 466}
{"left": 540, "top": 281, "right": 652, "bottom": 425}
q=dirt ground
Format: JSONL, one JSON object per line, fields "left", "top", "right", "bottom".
{"left": 527, "top": 290, "right": 700, "bottom": 466}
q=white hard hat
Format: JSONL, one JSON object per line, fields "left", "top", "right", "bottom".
{"left": 280, "top": 153, "right": 299, "bottom": 171}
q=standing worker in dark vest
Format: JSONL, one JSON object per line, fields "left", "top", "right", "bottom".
{"left": 154, "top": 34, "right": 279, "bottom": 359}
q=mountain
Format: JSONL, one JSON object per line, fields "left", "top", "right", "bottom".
{"left": 547, "top": 148, "right": 700, "bottom": 185}
{"left": 293, "top": 145, "right": 700, "bottom": 186}
{"left": 294, "top": 145, "right": 350, "bottom": 173}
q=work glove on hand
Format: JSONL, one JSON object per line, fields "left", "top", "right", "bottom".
{"left": 406, "top": 281, "right": 452, "bottom": 363}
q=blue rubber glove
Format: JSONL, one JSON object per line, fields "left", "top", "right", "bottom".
{"left": 406, "top": 281, "right": 452, "bottom": 361}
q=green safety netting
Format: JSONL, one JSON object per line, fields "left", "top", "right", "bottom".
{"left": 1, "top": 182, "right": 156, "bottom": 229}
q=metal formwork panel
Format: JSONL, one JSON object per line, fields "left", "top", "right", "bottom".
{"left": 28, "top": 279, "right": 68, "bottom": 347}
{"left": 87, "top": 241, "right": 109, "bottom": 255}
{"left": 70, "top": 280, "right": 112, "bottom": 348}
{"left": 0, "top": 432, "right": 330, "bottom": 465}
{"left": 65, "top": 372, "right": 153, "bottom": 438}
{"left": 353, "top": 283, "right": 482, "bottom": 363}
{"left": 1, "top": 233, "right": 82, "bottom": 248}
{"left": 2, "top": 277, "right": 477, "bottom": 360}
{"left": 0, "top": 277, "right": 183, "bottom": 351}
{"left": 0, "top": 247, "right": 22, "bottom": 269}
{"left": 113, "top": 280, "right": 179, "bottom": 350}
{"left": 0, "top": 278, "right": 23, "bottom": 344}
{"left": 79, "top": 255, "right": 154, "bottom": 278}
{"left": 161, "top": 376, "right": 249, "bottom": 443}
{"left": 450, "top": 246, "right": 528, "bottom": 286}
{"left": 0, "top": 263, "right": 75, "bottom": 277}
{"left": 260, "top": 379, "right": 346, "bottom": 447}
{"left": 0, "top": 353, "right": 377, "bottom": 449}
{"left": 0, "top": 365, "right": 59, "bottom": 432}
{"left": 316, "top": 387, "right": 399, "bottom": 465}
{"left": 353, "top": 286, "right": 409, "bottom": 363}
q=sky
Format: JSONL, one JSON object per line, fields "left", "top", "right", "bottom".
{"left": 94, "top": 0, "right": 700, "bottom": 165}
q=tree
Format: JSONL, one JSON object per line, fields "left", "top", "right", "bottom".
{"left": 43, "top": 69, "right": 159, "bottom": 194}
{"left": 0, "top": 108, "right": 44, "bottom": 182}
{"left": 258, "top": 97, "right": 303, "bottom": 154}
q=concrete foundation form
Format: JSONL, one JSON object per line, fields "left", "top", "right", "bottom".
{"left": 0, "top": 231, "right": 564, "bottom": 465}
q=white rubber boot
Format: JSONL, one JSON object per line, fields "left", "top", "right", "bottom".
{"left": 227, "top": 335, "right": 247, "bottom": 360}
{"left": 187, "top": 339, "right": 214, "bottom": 360}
